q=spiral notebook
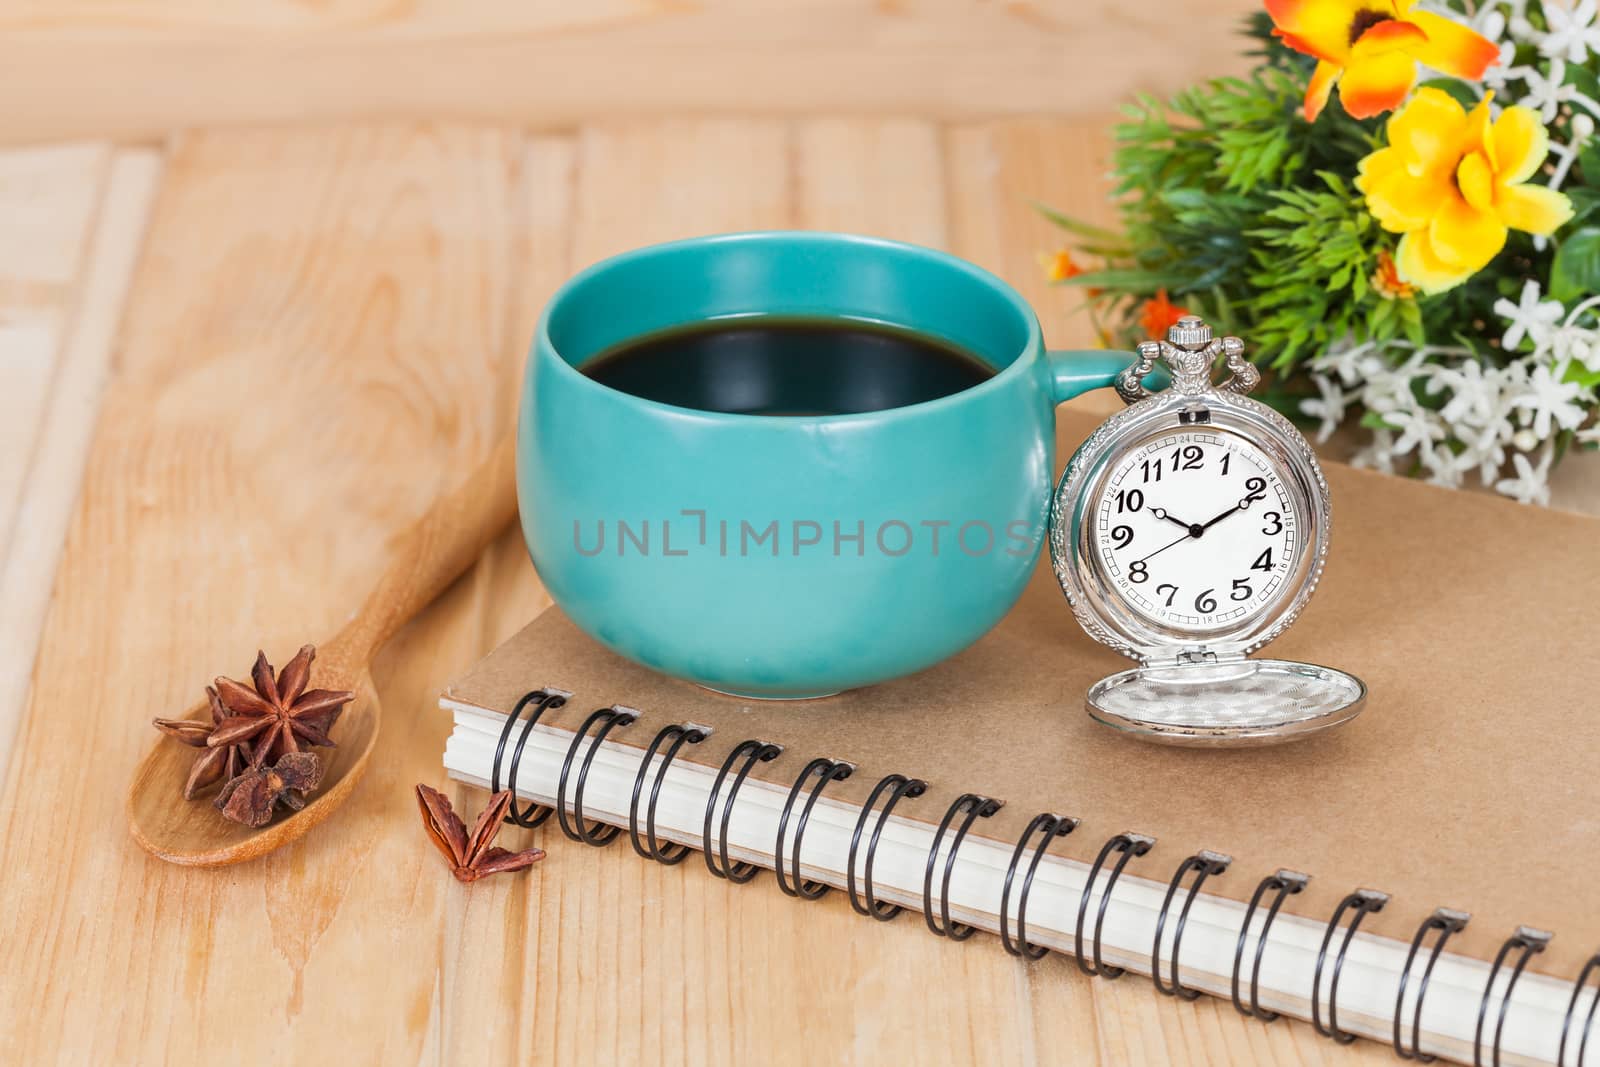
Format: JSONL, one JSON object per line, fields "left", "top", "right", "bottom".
{"left": 440, "top": 409, "right": 1600, "bottom": 1067}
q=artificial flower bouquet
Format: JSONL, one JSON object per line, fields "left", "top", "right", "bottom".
{"left": 1045, "top": 1, "right": 1599, "bottom": 504}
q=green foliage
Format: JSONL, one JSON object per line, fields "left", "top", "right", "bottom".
{"left": 1040, "top": 5, "right": 1589, "bottom": 401}
{"left": 1551, "top": 228, "right": 1600, "bottom": 304}
{"left": 1246, "top": 171, "right": 1427, "bottom": 367}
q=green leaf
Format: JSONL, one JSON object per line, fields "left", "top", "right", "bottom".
{"left": 1564, "top": 361, "right": 1600, "bottom": 390}
{"left": 1417, "top": 77, "right": 1480, "bottom": 110}
{"left": 1061, "top": 268, "right": 1193, "bottom": 292}
{"left": 1361, "top": 409, "right": 1396, "bottom": 431}
{"left": 1550, "top": 227, "right": 1600, "bottom": 304}
{"left": 1030, "top": 201, "right": 1126, "bottom": 244}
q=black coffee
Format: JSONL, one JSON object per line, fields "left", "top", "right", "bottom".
{"left": 580, "top": 317, "right": 995, "bottom": 416}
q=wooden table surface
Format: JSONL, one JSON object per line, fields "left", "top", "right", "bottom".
{"left": 2, "top": 71, "right": 1598, "bottom": 1067}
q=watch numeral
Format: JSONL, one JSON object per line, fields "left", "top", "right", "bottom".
{"left": 1230, "top": 577, "right": 1252, "bottom": 601}
{"left": 1244, "top": 477, "right": 1268, "bottom": 505}
{"left": 1141, "top": 458, "right": 1162, "bottom": 483}
{"left": 1169, "top": 444, "right": 1203, "bottom": 471}
{"left": 1195, "top": 589, "right": 1217, "bottom": 613}
{"left": 1111, "top": 524, "right": 1134, "bottom": 549}
{"left": 1156, "top": 582, "right": 1177, "bottom": 607}
{"left": 1128, "top": 560, "right": 1149, "bottom": 583}
{"left": 1220, "top": 452, "right": 1231, "bottom": 476}
{"left": 1250, "top": 547, "right": 1274, "bottom": 572}
{"left": 1262, "top": 511, "right": 1283, "bottom": 535}
{"left": 1115, "top": 488, "right": 1144, "bottom": 513}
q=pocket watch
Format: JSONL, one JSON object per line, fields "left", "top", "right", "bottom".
{"left": 1048, "top": 316, "right": 1366, "bottom": 746}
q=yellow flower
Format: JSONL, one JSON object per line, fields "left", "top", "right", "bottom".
{"left": 1265, "top": 0, "right": 1499, "bottom": 121}
{"left": 1356, "top": 89, "right": 1574, "bottom": 294}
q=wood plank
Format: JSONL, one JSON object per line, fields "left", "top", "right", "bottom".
{"left": 945, "top": 116, "right": 1119, "bottom": 354}
{"left": 0, "top": 124, "right": 526, "bottom": 1062}
{"left": 0, "top": 1, "right": 1255, "bottom": 145}
{"left": 0, "top": 146, "right": 160, "bottom": 785}
{"left": 0, "top": 142, "right": 108, "bottom": 563}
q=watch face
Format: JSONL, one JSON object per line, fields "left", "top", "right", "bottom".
{"left": 1091, "top": 428, "right": 1298, "bottom": 634}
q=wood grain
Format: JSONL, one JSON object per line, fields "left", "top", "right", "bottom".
{"left": 0, "top": 1, "right": 1255, "bottom": 146}
{"left": 0, "top": 114, "right": 1589, "bottom": 1067}
{"left": 0, "top": 144, "right": 160, "bottom": 782}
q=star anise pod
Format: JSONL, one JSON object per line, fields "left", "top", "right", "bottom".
{"left": 153, "top": 685, "right": 255, "bottom": 799}
{"left": 215, "top": 751, "right": 324, "bottom": 827}
{"left": 416, "top": 784, "right": 545, "bottom": 883}
{"left": 208, "top": 645, "right": 352, "bottom": 767}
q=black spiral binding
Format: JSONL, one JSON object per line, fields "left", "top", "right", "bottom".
{"left": 847, "top": 774, "right": 928, "bottom": 921}
{"left": 1311, "top": 888, "right": 1389, "bottom": 1043}
{"left": 1231, "top": 869, "right": 1309, "bottom": 1022}
{"left": 492, "top": 688, "right": 571, "bottom": 827}
{"left": 1074, "top": 832, "right": 1155, "bottom": 978}
{"left": 1475, "top": 926, "right": 1552, "bottom": 1067}
{"left": 999, "top": 813, "right": 1078, "bottom": 959}
{"left": 554, "top": 705, "right": 639, "bottom": 845}
{"left": 922, "top": 793, "right": 1003, "bottom": 940}
{"left": 1152, "top": 850, "right": 1232, "bottom": 999}
{"left": 482, "top": 688, "right": 1600, "bottom": 1063}
{"left": 702, "top": 739, "right": 783, "bottom": 883}
{"left": 627, "top": 722, "right": 711, "bottom": 864}
{"left": 774, "top": 758, "right": 855, "bottom": 899}
{"left": 1560, "top": 951, "right": 1600, "bottom": 1067}
{"left": 1394, "top": 908, "right": 1470, "bottom": 1062}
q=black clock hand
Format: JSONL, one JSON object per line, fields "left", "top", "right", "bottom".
{"left": 1135, "top": 530, "right": 1194, "bottom": 565}
{"left": 1149, "top": 506, "right": 1196, "bottom": 533}
{"left": 1198, "top": 482, "right": 1269, "bottom": 533}
{"left": 1197, "top": 502, "right": 1245, "bottom": 532}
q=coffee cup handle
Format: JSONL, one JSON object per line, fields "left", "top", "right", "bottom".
{"left": 1045, "top": 349, "right": 1164, "bottom": 406}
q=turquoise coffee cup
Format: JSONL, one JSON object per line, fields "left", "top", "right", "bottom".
{"left": 520, "top": 232, "right": 1136, "bottom": 698}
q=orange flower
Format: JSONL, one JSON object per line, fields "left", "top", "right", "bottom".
{"left": 1370, "top": 249, "right": 1417, "bottom": 299}
{"left": 1038, "top": 248, "right": 1084, "bottom": 283}
{"left": 1140, "top": 290, "right": 1190, "bottom": 338}
{"left": 1265, "top": 0, "right": 1499, "bottom": 120}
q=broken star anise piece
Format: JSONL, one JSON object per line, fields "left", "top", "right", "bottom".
{"left": 416, "top": 784, "right": 545, "bottom": 884}
{"left": 215, "top": 751, "right": 324, "bottom": 827}
{"left": 152, "top": 685, "right": 255, "bottom": 799}
{"left": 208, "top": 644, "right": 352, "bottom": 767}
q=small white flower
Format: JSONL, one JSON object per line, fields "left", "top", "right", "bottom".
{"left": 1388, "top": 406, "right": 1447, "bottom": 455}
{"left": 1425, "top": 359, "right": 1499, "bottom": 425}
{"left": 1300, "top": 374, "right": 1348, "bottom": 443}
{"left": 1352, "top": 429, "right": 1399, "bottom": 475}
{"left": 1494, "top": 280, "right": 1565, "bottom": 353}
{"left": 1539, "top": 0, "right": 1600, "bottom": 63}
{"left": 1494, "top": 444, "right": 1555, "bottom": 505}
{"left": 1469, "top": 3, "right": 1508, "bottom": 41}
{"left": 1519, "top": 58, "right": 1575, "bottom": 121}
{"left": 1512, "top": 427, "right": 1540, "bottom": 451}
{"left": 1420, "top": 443, "right": 1468, "bottom": 488}
{"left": 1313, "top": 340, "right": 1385, "bottom": 387}
{"left": 1550, "top": 324, "right": 1600, "bottom": 373}
{"left": 1461, "top": 419, "right": 1511, "bottom": 485}
{"left": 1511, "top": 360, "right": 1588, "bottom": 437}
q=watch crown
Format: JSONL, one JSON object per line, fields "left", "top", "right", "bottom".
{"left": 1167, "top": 315, "right": 1212, "bottom": 348}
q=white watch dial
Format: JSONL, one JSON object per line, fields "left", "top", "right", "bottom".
{"left": 1092, "top": 429, "right": 1298, "bottom": 633}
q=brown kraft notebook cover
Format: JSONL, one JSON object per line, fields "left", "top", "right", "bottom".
{"left": 444, "top": 407, "right": 1600, "bottom": 979}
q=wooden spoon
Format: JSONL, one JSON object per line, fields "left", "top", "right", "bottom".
{"left": 128, "top": 436, "right": 518, "bottom": 866}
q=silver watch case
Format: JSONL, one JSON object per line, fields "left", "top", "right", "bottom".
{"left": 1048, "top": 327, "right": 1365, "bottom": 747}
